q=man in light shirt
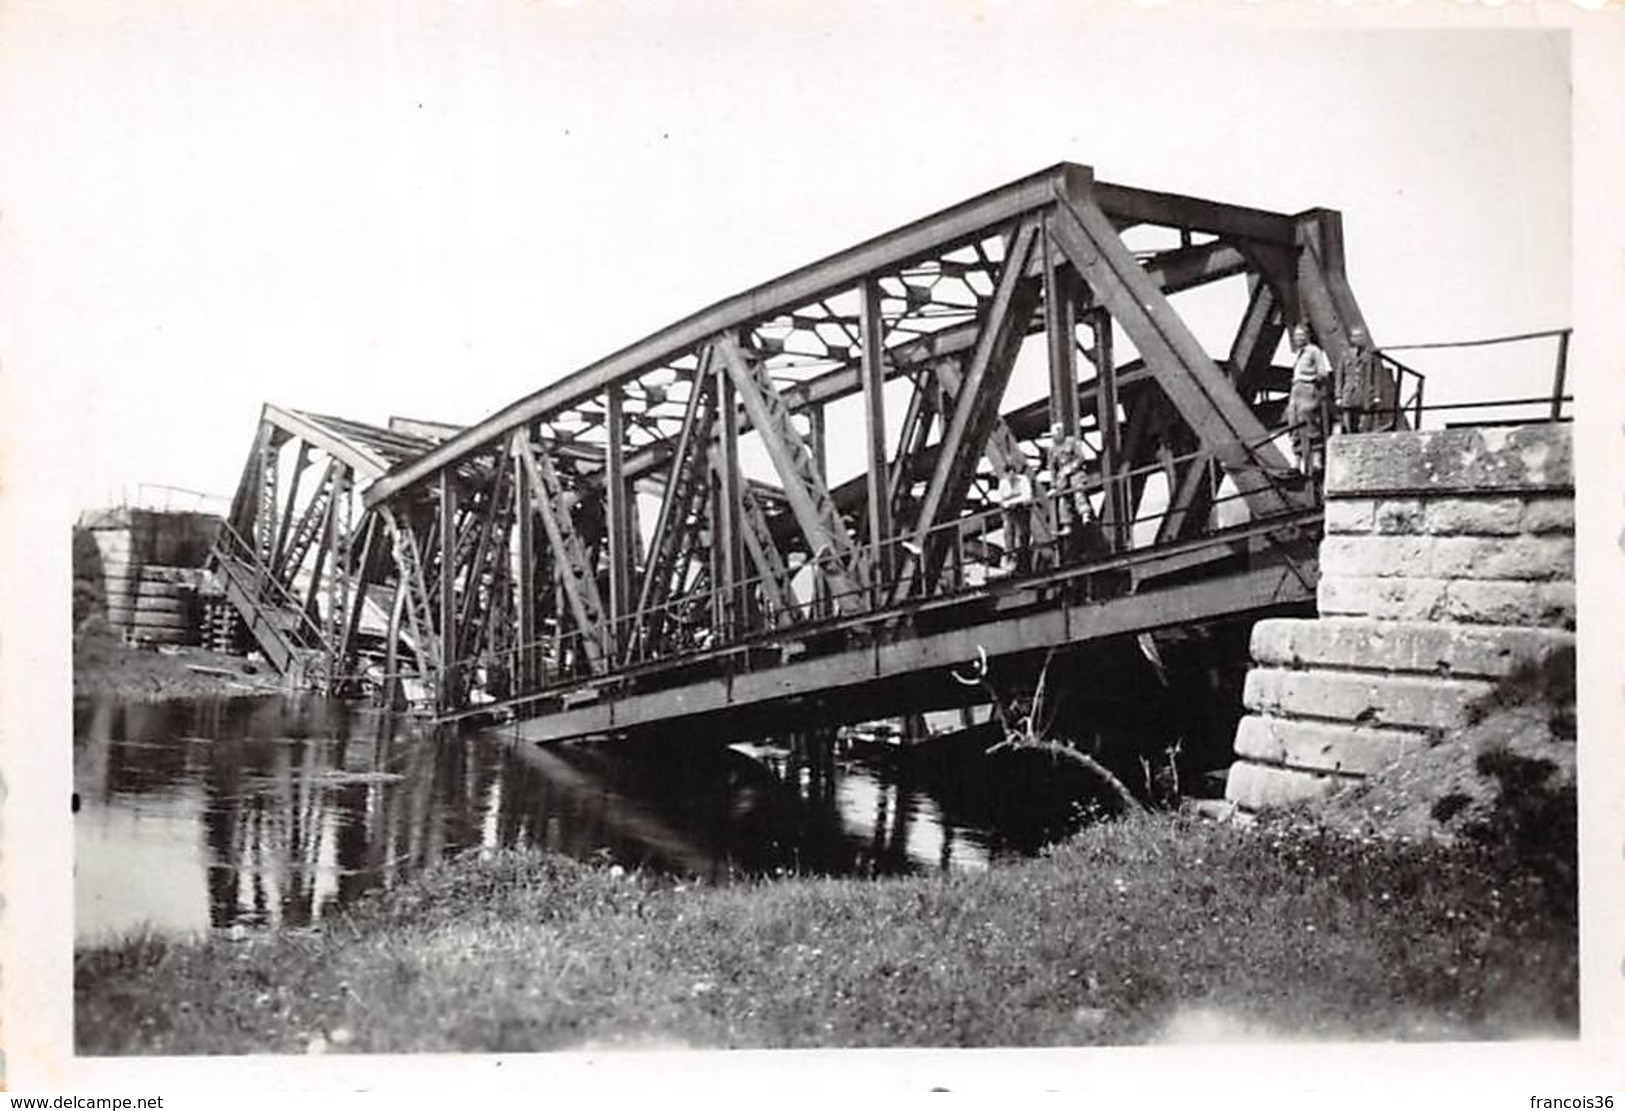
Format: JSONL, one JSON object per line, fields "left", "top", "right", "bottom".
{"left": 1286, "top": 322, "right": 1333, "bottom": 476}
{"left": 995, "top": 459, "right": 1036, "bottom": 575}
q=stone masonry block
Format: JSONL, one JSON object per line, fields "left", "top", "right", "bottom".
{"left": 1249, "top": 617, "right": 1575, "bottom": 680}
{"left": 1233, "top": 714, "right": 1425, "bottom": 776}
{"left": 1426, "top": 536, "right": 1574, "bottom": 581}
{"left": 1326, "top": 424, "right": 1572, "bottom": 497}
{"left": 1323, "top": 498, "right": 1375, "bottom": 535}
{"left": 1243, "top": 668, "right": 1492, "bottom": 731}
{"left": 1321, "top": 534, "right": 1572, "bottom": 582}
{"left": 1318, "top": 575, "right": 1574, "bottom": 628}
{"left": 1422, "top": 496, "right": 1525, "bottom": 537}
{"left": 1319, "top": 535, "right": 1435, "bottom": 580}
{"left": 1225, "top": 760, "right": 1349, "bottom": 812}
{"left": 1373, "top": 498, "right": 1424, "bottom": 534}
{"left": 1442, "top": 580, "right": 1576, "bottom": 629}
{"left": 1520, "top": 495, "right": 1576, "bottom": 535}
{"left": 1317, "top": 575, "right": 1449, "bottom": 621}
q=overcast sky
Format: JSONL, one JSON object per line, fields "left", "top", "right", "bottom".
{"left": 3, "top": 3, "right": 1575, "bottom": 512}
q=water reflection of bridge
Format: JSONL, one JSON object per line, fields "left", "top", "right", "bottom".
{"left": 79, "top": 697, "right": 1118, "bottom": 936}
{"left": 212, "top": 163, "right": 1398, "bottom": 740}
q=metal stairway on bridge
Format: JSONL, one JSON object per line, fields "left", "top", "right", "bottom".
{"left": 211, "top": 523, "right": 328, "bottom": 686}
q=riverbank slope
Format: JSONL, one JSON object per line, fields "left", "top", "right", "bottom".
{"left": 73, "top": 625, "right": 281, "bottom": 701}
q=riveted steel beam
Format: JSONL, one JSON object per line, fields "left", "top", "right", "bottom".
{"left": 513, "top": 435, "right": 610, "bottom": 673}
{"left": 716, "top": 333, "right": 869, "bottom": 611}
{"left": 634, "top": 351, "right": 718, "bottom": 654}
{"left": 902, "top": 219, "right": 1042, "bottom": 591}
{"left": 271, "top": 441, "right": 311, "bottom": 575}
{"left": 605, "top": 386, "right": 634, "bottom": 632}
{"left": 513, "top": 430, "right": 539, "bottom": 693}
{"left": 858, "top": 279, "right": 893, "bottom": 580}
{"left": 1049, "top": 181, "right": 1300, "bottom": 520}
{"left": 1229, "top": 278, "right": 1284, "bottom": 399}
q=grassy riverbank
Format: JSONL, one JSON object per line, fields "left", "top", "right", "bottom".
{"left": 76, "top": 646, "right": 1578, "bottom": 1054}
{"left": 73, "top": 625, "right": 281, "bottom": 701}
{"left": 76, "top": 805, "right": 1575, "bottom": 1054}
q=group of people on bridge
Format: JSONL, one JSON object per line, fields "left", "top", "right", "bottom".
{"left": 1285, "top": 322, "right": 1391, "bottom": 479}
{"left": 992, "top": 426, "right": 1111, "bottom": 578}
{"left": 990, "top": 322, "right": 1390, "bottom": 577}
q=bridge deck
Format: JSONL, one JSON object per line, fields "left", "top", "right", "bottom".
{"left": 469, "top": 510, "right": 1320, "bottom": 743}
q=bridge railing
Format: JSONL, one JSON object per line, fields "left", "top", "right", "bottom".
{"left": 1370, "top": 327, "right": 1572, "bottom": 430}
{"left": 211, "top": 519, "right": 330, "bottom": 651}
{"left": 443, "top": 421, "right": 1320, "bottom": 711}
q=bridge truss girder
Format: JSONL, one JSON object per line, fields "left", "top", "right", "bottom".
{"left": 214, "top": 405, "right": 429, "bottom": 692}
{"left": 314, "top": 162, "right": 1388, "bottom": 720}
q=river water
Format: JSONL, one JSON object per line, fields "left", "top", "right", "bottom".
{"left": 73, "top": 695, "right": 1116, "bottom": 945}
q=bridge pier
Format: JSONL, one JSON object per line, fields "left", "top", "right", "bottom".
{"left": 1226, "top": 423, "right": 1575, "bottom": 811}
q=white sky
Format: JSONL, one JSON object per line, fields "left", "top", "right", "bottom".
{"left": 2, "top": 2, "right": 1575, "bottom": 512}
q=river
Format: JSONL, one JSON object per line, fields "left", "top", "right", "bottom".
{"left": 73, "top": 694, "right": 1118, "bottom": 945}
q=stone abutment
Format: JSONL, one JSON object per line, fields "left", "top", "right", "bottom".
{"left": 1226, "top": 423, "right": 1575, "bottom": 811}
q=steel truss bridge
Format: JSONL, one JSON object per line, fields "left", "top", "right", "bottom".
{"left": 213, "top": 163, "right": 1401, "bottom": 744}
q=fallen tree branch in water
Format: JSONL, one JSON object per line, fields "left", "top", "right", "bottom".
{"left": 963, "top": 644, "right": 1144, "bottom": 813}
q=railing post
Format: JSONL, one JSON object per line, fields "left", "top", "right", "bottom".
{"left": 1550, "top": 330, "right": 1571, "bottom": 422}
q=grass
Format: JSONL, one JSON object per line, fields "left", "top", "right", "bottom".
{"left": 75, "top": 808, "right": 1575, "bottom": 1055}
{"left": 72, "top": 624, "right": 279, "bottom": 700}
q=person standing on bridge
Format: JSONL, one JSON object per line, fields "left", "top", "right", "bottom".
{"left": 1286, "top": 322, "right": 1333, "bottom": 477}
{"left": 1335, "top": 324, "right": 1378, "bottom": 434}
{"left": 1048, "top": 424, "right": 1078, "bottom": 549}
{"left": 995, "top": 459, "right": 1036, "bottom": 575}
